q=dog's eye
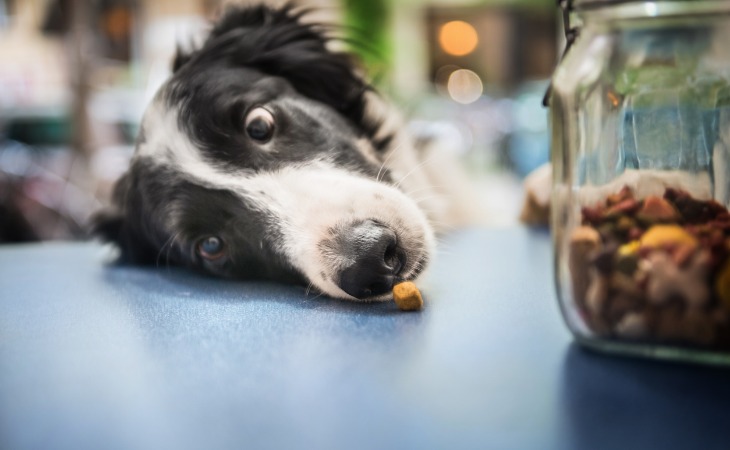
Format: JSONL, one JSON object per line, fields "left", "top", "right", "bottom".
{"left": 197, "top": 236, "right": 226, "bottom": 260}
{"left": 244, "top": 107, "right": 275, "bottom": 142}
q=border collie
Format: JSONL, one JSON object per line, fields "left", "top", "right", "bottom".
{"left": 95, "top": 4, "right": 475, "bottom": 301}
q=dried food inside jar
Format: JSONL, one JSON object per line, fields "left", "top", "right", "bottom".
{"left": 569, "top": 187, "right": 730, "bottom": 351}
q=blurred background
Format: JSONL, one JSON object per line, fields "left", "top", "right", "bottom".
{"left": 0, "top": 0, "right": 556, "bottom": 243}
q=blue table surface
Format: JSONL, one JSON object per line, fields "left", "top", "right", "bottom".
{"left": 1, "top": 227, "right": 728, "bottom": 450}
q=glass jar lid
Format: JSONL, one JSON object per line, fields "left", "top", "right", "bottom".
{"left": 572, "top": 0, "right": 730, "bottom": 15}
{"left": 574, "top": 0, "right": 727, "bottom": 6}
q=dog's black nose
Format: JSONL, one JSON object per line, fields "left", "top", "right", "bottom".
{"left": 337, "top": 220, "right": 405, "bottom": 299}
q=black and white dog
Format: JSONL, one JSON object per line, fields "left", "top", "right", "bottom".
{"left": 95, "top": 4, "right": 475, "bottom": 301}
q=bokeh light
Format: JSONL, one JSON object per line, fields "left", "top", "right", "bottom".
{"left": 439, "top": 20, "right": 479, "bottom": 57}
{"left": 447, "top": 69, "right": 483, "bottom": 104}
{"left": 434, "top": 64, "right": 460, "bottom": 96}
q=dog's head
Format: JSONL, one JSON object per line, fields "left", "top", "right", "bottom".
{"left": 95, "top": 4, "right": 435, "bottom": 300}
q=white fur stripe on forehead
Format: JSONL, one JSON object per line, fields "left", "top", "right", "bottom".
{"left": 136, "top": 99, "right": 252, "bottom": 184}
{"left": 135, "top": 98, "right": 435, "bottom": 299}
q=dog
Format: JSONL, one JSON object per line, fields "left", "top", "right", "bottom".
{"left": 94, "top": 3, "right": 479, "bottom": 301}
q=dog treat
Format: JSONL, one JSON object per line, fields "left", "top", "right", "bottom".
{"left": 569, "top": 186, "right": 730, "bottom": 351}
{"left": 640, "top": 224, "right": 697, "bottom": 249}
{"left": 393, "top": 281, "right": 423, "bottom": 311}
{"left": 519, "top": 163, "right": 551, "bottom": 227}
{"left": 569, "top": 226, "right": 602, "bottom": 308}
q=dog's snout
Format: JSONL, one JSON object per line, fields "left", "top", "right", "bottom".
{"left": 337, "top": 220, "right": 405, "bottom": 299}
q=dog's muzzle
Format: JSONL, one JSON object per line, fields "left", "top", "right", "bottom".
{"left": 335, "top": 219, "right": 406, "bottom": 299}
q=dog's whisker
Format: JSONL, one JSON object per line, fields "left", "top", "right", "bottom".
{"left": 403, "top": 184, "right": 450, "bottom": 198}
{"left": 411, "top": 192, "right": 458, "bottom": 210}
{"left": 432, "top": 239, "right": 455, "bottom": 250}
{"left": 429, "top": 221, "right": 458, "bottom": 232}
{"left": 376, "top": 142, "right": 404, "bottom": 183}
{"left": 438, "top": 244, "right": 458, "bottom": 255}
{"left": 155, "top": 236, "right": 171, "bottom": 268}
{"left": 308, "top": 290, "right": 327, "bottom": 301}
{"left": 432, "top": 237, "right": 457, "bottom": 248}
{"left": 411, "top": 193, "right": 451, "bottom": 205}
{"left": 165, "top": 231, "right": 184, "bottom": 271}
{"left": 156, "top": 234, "right": 176, "bottom": 268}
{"left": 393, "top": 151, "right": 441, "bottom": 190}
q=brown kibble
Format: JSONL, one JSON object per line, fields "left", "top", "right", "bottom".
{"left": 628, "top": 227, "right": 644, "bottom": 241}
{"left": 597, "top": 223, "right": 618, "bottom": 241}
{"left": 571, "top": 225, "right": 602, "bottom": 243}
{"left": 616, "top": 216, "right": 636, "bottom": 233}
{"left": 586, "top": 271, "right": 608, "bottom": 314}
{"left": 606, "top": 186, "right": 634, "bottom": 206}
{"left": 645, "top": 250, "right": 711, "bottom": 308}
{"left": 581, "top": 205, "right": 605, "bottom": 226}
{"left": 667, "top": 189, "right": 726, "bottom": 223}
{"left": 671, "top": 243, "right": 696, "bottom": 267}
{"left": 611, "top": 273, "right": 644, "bottom": 301}
{"left": 393, "top": 281, "right": 423, "bottom": 311}
{"left": 569, "top": 226, "right": 602, "bottom": 305}
{"left": 615, "top": 253, "right": 639, "bottom": 275}
{"left": 605, "top": 198, "right": 641, "bottom": 219}
{"left": 636, "top": 195, "right": 680, "bottom": 224}
{"left": 606, "top": 293, "right": 638, "bottom": 325}
{"left": 576, "top": 186, "right": 730, "bottom": 350}
{"left": 592, "top": 246, "right": 618, "bottom": 274}
{"left": 615, "top": 312, "right": 649, "bottom": 340}
{"left": 585, "top": 270, "right": 610, "bottom": 334}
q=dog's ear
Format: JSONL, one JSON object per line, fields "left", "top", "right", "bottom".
{"left": 92, "top": 173, "right": 160, "bottom": 264}
{"left": 182, "top": 4, "right": 372, "bottom": 131}
{"left": 206, "top": 4, "right": 302, "bottom": 40}
{"left": 171, "top": 5, "right": 300, "bottom": 74}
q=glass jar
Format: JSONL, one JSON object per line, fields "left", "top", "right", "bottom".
{"left": 549, "top": 0, "right": 730, "bottom": 364}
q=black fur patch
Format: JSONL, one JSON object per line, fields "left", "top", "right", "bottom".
{"left": 95, "top": 157, "right": 305, "bottom": 284}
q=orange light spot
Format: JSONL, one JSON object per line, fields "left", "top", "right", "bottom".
{"left": 439, "top": 21, "right": 478, "bottom": 57}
